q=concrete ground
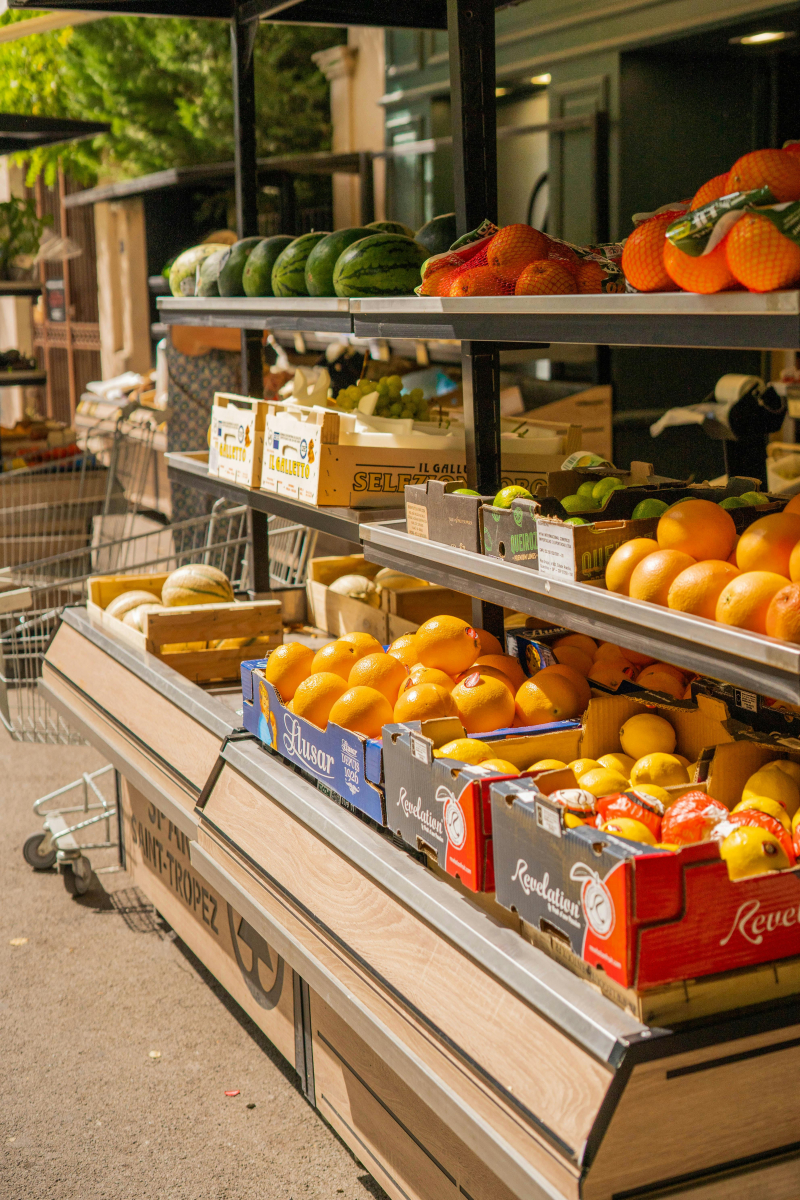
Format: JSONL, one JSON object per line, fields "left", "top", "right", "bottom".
{"left": 1, "top": 737, "right": 387, "bottom": 1200}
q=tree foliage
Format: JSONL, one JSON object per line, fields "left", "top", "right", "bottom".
{"left": 0, "top": 11, "right": 342, "bottom": 185}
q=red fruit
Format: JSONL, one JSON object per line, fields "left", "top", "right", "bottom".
{"left": 487, "top": 224, "right": 550, "bottom": 284}
{"left": 663, "top": 236, "right": 737, "bottom": 294}
{"left": 660, "top": 791, "right": 728, "bottom": 846}
{"left": 621, "top": 214, "right": 678, "bottom": 292}
{"left": 449, "top": 266, "right": 507, "bottom": 297}
{"left": 595, "top": 791, "right": 663, "bottom": 839}
{"left": 728, "top": 148, "right": 800, "bottom": 202}
{"left": 515, "top": 260, "right": 577, "bottom": 296}
{"left": 716, "top": 810, "right": 796, "bottom": 865}
{"left": 691, "top": 173, "right": 731, "bottom": 209}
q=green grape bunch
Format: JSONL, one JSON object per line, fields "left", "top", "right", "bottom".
{"left": 333, "top": 373, "right": 430, "bottom": 420}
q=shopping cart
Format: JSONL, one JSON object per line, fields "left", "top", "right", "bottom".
{"left": 22, "top": 765, "right": 117, "bottom": 896}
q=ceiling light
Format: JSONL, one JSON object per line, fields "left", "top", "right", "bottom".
{"left": 730, "top": 30, "right": 795, "bottom": 44}
{"left": 530, "top": 73, "right": 551, "bottom": 85}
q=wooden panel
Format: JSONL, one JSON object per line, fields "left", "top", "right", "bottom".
{"left": 311, "top": 992, "right": 521, "bottom": 1200}
{"left": 43, "top": 621, "right": 222, "bottom": 793}
{"left": 585, "top": 1025, "right": 800, "bottom": 1199}
{"left": 199, "top": 764, "right": 612, "bottom": 1165}
{"left": 305, "top": 579, "right": 388, "bottom": 642}
{"left": 120, "top": 782, "right": 296, "bottom": 1066}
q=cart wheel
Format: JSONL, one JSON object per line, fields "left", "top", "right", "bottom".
{"left": 23, "top": 833, "right": 57, "bottom": 871}
{"left": 62, "top": 861, "right": 91, "bottom": 897}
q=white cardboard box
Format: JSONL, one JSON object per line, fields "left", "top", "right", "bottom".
{"left": 208, "top": 392, "right": 267, "bottom": 487}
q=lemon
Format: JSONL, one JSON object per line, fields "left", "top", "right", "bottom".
{"left": 598, "top": 752, "right": 635, "bottom": 777}
{"left": 479, "top": 758, "right": 520, "bottom": 776}
{"left": 772, "top": 759, "right": 800, "bottom": 788}
{"left": 579, "top": 767, "right": 629, "bottom": 798}
{"left": 742, "top": 767, "right": 800, "bottom": 816}
{"left": 434, "top": 738, "right": 493, "bottom": 764}
{"left": 569, "top": 758, "right": 600, "bottom": 778}
{"left": 732, "top": 796, "right": 791, "bottom": 832}
{"left": 673, "top": 754, "right": 691, "bottom": 768}
{"left": 630, "top": 753, "right": 690, "bottom": 788}
{"left": 630, "top": 783, "right": 670, "bottom": 806}
{"left": 576, "top": 480, "right": 598, "bottom": 498}
{"left": 601, "top": 817, "right": 657, "bottom": 845}
{"left": 720, "top": 826, "right": 790, "bottom": 880}
{"left": 619, "top": 712, "right": 676, "bottom": 759}
{"left": 530, "top": 758, "right": 567, "bottom": 771}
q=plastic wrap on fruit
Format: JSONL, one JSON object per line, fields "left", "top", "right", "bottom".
{"left": 660, "top": 791, "right": 728, "bottom": 846}
{"left": 595, "top": 790, "right": 663, "bottom": 839}
{"left": 548, "top": 787, "right": 597, "bottom": 827}
{"left": 713, "top": 810, "right": 796, "bottom": 866}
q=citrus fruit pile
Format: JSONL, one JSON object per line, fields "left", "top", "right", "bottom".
{"left": 622, "top": 146, "right": 800, "bottom": 294}
{"left": 605, "top": 496, "right": 800, "bottom": 644}
{"left": 544, "top": 631, "right": 693, "bottom": 699}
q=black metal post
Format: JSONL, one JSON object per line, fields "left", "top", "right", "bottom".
{"left": 359, "top": 151, "right": 375, "bottom": 225}
{"left": 247, "top": 506, "right": 272, "bottom": 597}
{"left": 231, "top": 10, "right": 262, "bottom": 398}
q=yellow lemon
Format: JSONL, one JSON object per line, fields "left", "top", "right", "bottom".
{"left": 630, "top": 753, "right": 690, "bottom": 788}
{"left": 529, "top": 758, "right": 567, "bottom": 771}
{"left": 601, "top": 817, "right": 657, "bottom": 845}
{"left": 773, "top": 759, "right": 800, "bottom": 789}
{"left": 479, "top": 758, "right": 520, "bottom": 775}
{"left": 720, "top": 826, "right": 790, "bottom": 880}
{"left": 579, "top": 767, "right": 629, "bottom": 798}
{"left": 598, "top": 752, "right": 635, "bottom": 777}
{"left": 629, "top": 783, "right": 670, "bottom": 806}
{"left": 569, "top": 758, "right": 601, "bottom": 779}
{"left": 619, "top": 712, "right": 676, "bottom": 759}
{"left": 732, "top": 796, "right": 792, "bottom": 832}
{"left": 434, "top": 738, "right": 494, "bottom": 764}
{"left": 742, "top": 767, "right": 800, "bottom": 816}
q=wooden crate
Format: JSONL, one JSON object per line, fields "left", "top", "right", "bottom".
{"left": 381, "top": 582, "right": 473, "bottom": 638}
{"left": 87, "top": 571, "right": 282, "bottom": 683}
{"left": 305, "top": 555, "right": 388, "bottom": 641}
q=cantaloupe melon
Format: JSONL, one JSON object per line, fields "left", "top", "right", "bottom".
{"left": 161, "top": 641, "right": 208, "bottom": 653}
{"left": 106, "top": 589, "right": 161, "bottom": 619}
{"left": 327, "top": 574, "right": 380, "bottom": 607}
{"left": 122, "top": 603, "right": 164, "bottom": 632}
{"left": 161, "top": 564, "right": 234, "bottom": 607}
{"left": 209, "top": 635, "right": 274, "bottom": 650}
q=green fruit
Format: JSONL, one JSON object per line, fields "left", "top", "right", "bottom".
{"left": 561, "top": 494, "right": 600, "bottom": 513}
{"left": 218, "top": 236, "right": 262, "bottom": 296}
{"left": 242, "top": 236, "right": 293, "bottom": 297}
{"left": 719, "top": 495, "right": 749, "bottom": 510}
{"left": 272, "top": 232, "right": 330, "bottom": 297}
{"left": 739, "top": 491, "right": 770, "bottom": 506}
{"left": 493, "top": 485, "right": 534, "bottom": 509}
{"left": 196, "top": 247, "right": 228, "bottom": 297}
{"left": 168, "top": 242, "right": 229, "bottom": 297}
{"left": 415, "top": 212, "right": 457, "bottom": 256}
{"left": 332, "top": 233, "right": 428, "bottom": 298}
{"left": 366, "top": 219, "right": 416, "bottom": 238}
{"left": 452, "top": 488, "right": 480, "bottom": 496}
{"left": 576, "top": 480, "right": 598, "bottom": 499}
{"left": 631, "top": 498, "right": 670, "bottom": 519}
{"left": 593, "top": 476, "right": 625, "bottom": 502}
{"left": 305, "top": 227, "right": 374, "bottom": 297}
{"left": 564, "top": 517, "right": 589, "bottom": 525}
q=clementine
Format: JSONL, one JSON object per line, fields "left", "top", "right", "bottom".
{"left": 451, "top": 671, "right": 516, "bottom": 733}
{"left": 657, "top": 498, "right": 736, "bottom": 561}
{"left": 328, "top": 686, "right": 393, "bottom": 738}
{"left": 663, "top": 237, "right": 737, "bottom": 294}
{"left": 666, "top": 560, "right": 741, "bottom": 619}
{"left": 621, "top": 214, "right": 677, "bottom": 292}
{"left": 765, "top": 583, "right": 800, "bottom": 644}
{"left": 735, "top": 512, "right": 800, "bottom": 577}
{"left": 715, "top": 571, "right": 789, "bottom": 633}
{"left": 605, "top": 537, "right": 660, "bottom": 594}
{"left": 628, "top": 550, "right": 697, "bottom": 606}
{"left": 727, "top": 148, "right": 800, "bottom": 202}
{"left": 726, "top": 214, "right": 800, "bottom": 292}
{"left": 690, "top": 172, "right": 731, "bottom": 209}
{"left": 449, "top": 267, "right": 507, "bottom": 297}
{"left": 487, "top": 224, "right": 550, "bottom": 283}
{"left": 515, "top": 260, "right": 577, "bottom": 295}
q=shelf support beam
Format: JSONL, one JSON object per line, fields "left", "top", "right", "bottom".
{"left": 231, "top": 9, "right": 263, "bottom": 399}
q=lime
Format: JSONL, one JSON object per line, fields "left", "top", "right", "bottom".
{"left": 576, "top": 480, "right": 598, "bottom": 499}
{"left": 632, "top": 498, "right": 670, "bottom": 519}
{"left": 561, "top": 493, "right": 600, "bottom": 513}
{"left": 739, "top": 491, "right": 770, "bottom": 506}
{"left": 564, "top": 516, "right": 589, "bottom": 525}
{"left": 451, "top": 487, "right": 480, "bottom": 496}
{"left": 493, "top": 485, "right": 533, "bottom": 509}
{"left": 592, "top": 476, "right": 625, "bottom": 502}
{"left": 719, "top": 495, "right": 749, "bottom": 510}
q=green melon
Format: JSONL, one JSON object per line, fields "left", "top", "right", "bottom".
{"left": 305, "top": 228, "right": 374, "bottom": 297}
{"left": 218, "top": 236, "right": 263, "bottom": 297}
{"left": 367, "top": 220, "right": 416, "bottom": 239}
{"left": 168, "top": 243, "right": 229, "bottom": 297}
{"left": 333, "top": 234, "right": 428, "bottom": 298}
{"left": 271, "top": 232, "right": 330, "bottom": 297}
{"left": 242, "top": 236, "right": 294, "bottom": 297}
{"left": 196, "top": 248, "right": 228, "bottom": 297}
{"left": 415, "top": 213, "right": 457, "bottom": 255}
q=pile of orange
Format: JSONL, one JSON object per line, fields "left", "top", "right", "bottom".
{"left": 623, "top": 148, "right": 800, "bottom": 294}
{"left": 605, "top": 496, "right": 800, "bottom": 642}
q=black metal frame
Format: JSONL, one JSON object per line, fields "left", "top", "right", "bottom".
{"left": 0, "top": 112, "right": 110, "bottom": 155}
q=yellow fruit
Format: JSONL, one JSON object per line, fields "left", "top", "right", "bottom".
{"left": 106, "top": 589, "right": 162, "bottom": 619}
{"left": 338, "top": 631, "right": 384, "bottom": 657}
{"left": 393, "top": 682, "right": 457, "bottom": 723}
{"left": 530, "top": 758, "right": 567, "bottom": 771}
{"left": 598, "top": 752, "right": 635, "bottom": 777}
{"left": 328, "top": 685, "right": 393, "bottom": 739}
{"left": 601, "top": 817, "right": 657, "bottom": 845}
{"left": 404, "top": 665, "right": 456, "bottom": 692}
{"left": 292, "top": 671, "right": 349, "bottom": 729}
{"left": 773, "top": 759, "right": 800, "bottom": 789}
{"left": 552, "top": 645, "right": 594, "bottom": 677}
{"left": 720, "top": 826, "right": 790, "bottom": 880}
{"left": 386, "top": 634, "right": 418, "bottom": 667}
{"left": 435, "top": 738, "right": 494, "bottom": 764}
{"left": 673, "top": 754, "right": 691, "bottom": 768}
{"left": 479, "top": 758, "right": 520, "bottom": 775}
{"left": 657, "top": 498, "right": 736, "bottom": 562}
{"left": 515, "top": 674, "right": 585, "bottom": 725}
{"left": 537, "top": 664, "right": 591, "bottom": 711}
{"left": 310, "top": 640, "right": 361, "bottom": 681}
{"left": 162, "top": 640, "right": 208, "bottom": 653}
{"left": 451, "top": 672, "right": 516, "bottom": 734}
{"left": 579, "top": 767, "right": 629, "bottom": 798}
{"left": 263, "top": 642, "right": 315, "bottom": 701}
{"left": 630, "top": 783, "right": 670, "bottom": 806}
{"left": 414, "top": 615, "right": 480, "bottom": 674}
{"left": 732, "top": 796, "right": 792, "bottom": 832}
{"left": 474, "top": 654, "right": 526, "bottom": 691}
{"left": 619, "top": 712, "right": 677, "bottom": 759}
{"left": 161, "top": 563, "right": 234, "bottom": 606}
{"left": 605, "top": 538, "right": 659, "bottom": 595}
{"left": 348, "top": 651, "right": 408, "bottom": 704}
{"left": 630, "top": 753, "right": 690, "bottom": 788}
{"left": 742, "top": 767, "right": 800, "bottom": 814}
{"left": 553, "top": 633, "right": 597, "bottom": 659}
{"left": 474, "top": 627, "right": 504, "bottom": 656}
{"left": 569, "top": 758, "right": 601, "bottom": 778}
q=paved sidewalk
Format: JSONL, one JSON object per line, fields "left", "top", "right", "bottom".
{"left": 1, "top": 738, "right": 386, "bottom": 1200}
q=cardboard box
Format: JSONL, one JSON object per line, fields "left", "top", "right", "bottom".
{"left": 87, "top": 571, "right": 282, "bottom": 683}
{"left": 405, "top": 479, "right": 491, "bottom": 552}
{"left": 691, "top": 677, "right": 800, "bottom": 751}
{"left": 382, "top": 716, "right": 582, "bottom": 892}
{"left": 208, "top": 392, "right": 267, "bottom": 488}
{"left": 241, "top": 658, "right": 385, "bottom": 824}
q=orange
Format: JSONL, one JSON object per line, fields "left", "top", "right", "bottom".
{"left": 588, "top": 660, "right": 633, "bottom": 691}
{"left": 726, "top": 214, "right": 800, "bottom": 292}
{"left": 663, "top": 236, "right": 736, "bottom": 294}
{"left": 474, "top": 627, "right": 504, "bottom": 656}
{"left": 727, "top": 148, "right": 800, "bottom": 202}
{"left": 263, "top": 641, "right": 314, "bottom": 701}
{"left": 328, "top": 686, "right": 393, "bottom": 739}
{"left": 515, "top": 260, "right": 576, "bottom": 295}
{"left": 791, "top": 541, "right": 800, "bottom": 583}
{"left": 415, "top": 615, "right": 480, "bottom": 674}
{"left": 292, "top": 671, "right": 349, "bottom": 729}
{"left": 487, "top": 224, "right": 550, "bottom": 284}
{"left": 311, "top": 639, "right": 360, "bottom": 681}
{"left": 691, "top": 172, "right": 731, "bottom": 209}
{"left": 728, "top": 537, "right": 740, "bottom": 566}
{"left": 634, "top": 670, "right": 684, "bottom": 700}
{"left": 765, "top": 583, "right": 800, "bottom": 644}
{"left": 474, "top": 654, "right": 526, "bottom": 690}
{"left": 338, "top": 631, "right": 384, "bottom": 658}
{"left": 605, "top": 538, "right": 659, "bottom": 594}
{"left": 449, "top": 267, "right": 507, "bottom": 297}
{"left": 621, "top": 214, "right": 677, "bottom": 292}
{"left": 454, "top": 664, "right": 515, "bottom": 694}
{"left": 635, "top": 662, "right": 686, "bottom": 686}
{"left": 667, "top": 560, "right": 741, "bottom": 619}
{"left": 594, "top": 641, "right": 654, "bottom": 667}
{"left": 715, "top": 571, "right": 789, "bottom": 633}
{"left": 735, "top": 512, "right": 800, "bottom": 577}
{"left": 537, "top": 663, "right": 591, "bottom": 711}
{"left": 420, "top": 266, "right": 460, "bottom": 297}
{"left": 402, "top": 665, "right": 456, "bottom": 693}
{"left": 784, "top": 494, "right": 800, "bottom": 516}
{"left": 515, "top": 674, "right": 584, "bottom": 725}
{"left": 451, "top": 671, "right": 516, "bottom": 734}
{"left": 393, "top": 682, "right": 457, "bottom": 724}
{"left": 553, "top": 632, "right": 597, "bottom": 659}
{"left": 657, "top": 498, "right": 736, "bottom": 561}
{"left": 551, "top": 644, "right": 593, "bottom": 677}
{"left": 386, "top": 633, "right": 418, "bottom": 667}
{"left": 348, "top": 651, "right": 408, "bottom": 704}
{"left": 629, "top": 550, "right": 697, "bottom": 606}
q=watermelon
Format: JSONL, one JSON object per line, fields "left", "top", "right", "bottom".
{"left": 332, "top": 233, "right": 428, "bottom": 298}
{"left": 196, "top": 248, "right": 228, "bottom": 297}
{"left": 416, "top": 213, "right": 457, "bottom": 256}
{"left": 272, "top": 232, "right": 330, "bottom": 297}
{"left": 242, "top": 236, "right": 293, "bottom": 297}
{"left": 367, "top": 220, "right": 416, "bottom": 239}
{"left": 305, "top": 228, "right": 374, "bottom": 297}
{"left": 218, "top": 236, "right": 262, "bottom": 297}
{"left": 168, "top": 243, "right": 229, "bottom": 297}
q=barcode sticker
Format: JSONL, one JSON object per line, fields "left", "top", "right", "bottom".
{"left": 536, "top": 802, "right": 562, "bottom": 838}
{"left": 735, "top": 689, "right": 759, "bottom": 713}
{"left": 410, "top": 733, "right": 431, "bottom": 765}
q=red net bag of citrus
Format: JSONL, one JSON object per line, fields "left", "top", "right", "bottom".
{"left": 416, "top": 220, "right": 497, "bottom": 295}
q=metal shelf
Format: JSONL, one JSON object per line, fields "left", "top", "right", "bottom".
{"left": 0, "top": 371, "right": 46, "bottom": 388}
{"left": 350, "top": 291, "right": 800, "bottom": 350}
{"left": 166, "top": 451, "right": 402, "bottom": 542}
{"left": 360, "top": 520, "right": 800, "bottom": 704}
{"left": 158, "top": 295, "right": 352, "bottom": 335}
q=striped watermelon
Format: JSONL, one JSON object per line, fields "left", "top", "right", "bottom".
{"left": 161, "top": 564, "right": 234, "bottom": 607}
{"left": 332, "top": 234, "right": 428, "bottom": 297}
{"left": 271, "top": 232, "right": 329, "bottom": 297}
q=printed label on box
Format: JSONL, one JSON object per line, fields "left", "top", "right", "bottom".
{"left": 410, "top": 732, "right": 431, "bottom": 765}
{"left": 209, "top": 401, "right": 262, "bottom": 487}
{"left": 536, "top": 801, "right": 562, "bottom": 838}
{"left": 406, "top": 502, "right": 429, "bottom": 539}
{"left": 735, "top": 689, "right": 759, "bottom": 713}
{"left": 261, "top": 411, "right": 321, "bottom": 503}
{"left": 536, "top": 522, "right": 577, "bottom": 582}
